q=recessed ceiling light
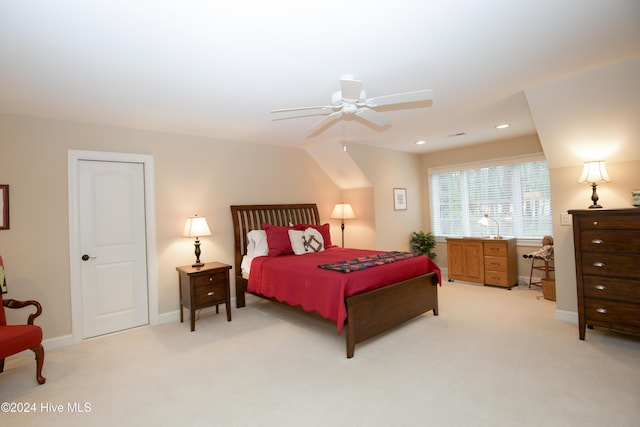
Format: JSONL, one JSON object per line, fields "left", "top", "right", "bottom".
{"left": 415, "top": 140, "right": 426, "bottom": 145}
{"left": 496, "top": 123, "right": 510, "bottom": 129}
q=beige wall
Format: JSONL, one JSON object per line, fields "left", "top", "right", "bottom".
{"left": 0, "top": 114, "right": 341, "bottom": 338}
{"left": 346, "top": 144, "right": 423, "bottom": 252}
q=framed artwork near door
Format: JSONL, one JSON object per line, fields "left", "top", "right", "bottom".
{"left": 0, "top": 185, "right": 8, "bottom": 230}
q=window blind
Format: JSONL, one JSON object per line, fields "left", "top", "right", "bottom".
{"left": 429, "top": 157, "right": 552, "bottom": 239}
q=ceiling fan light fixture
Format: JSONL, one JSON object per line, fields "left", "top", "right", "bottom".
{"left": 496, "top": 123, "right": 510, "bottom": 129}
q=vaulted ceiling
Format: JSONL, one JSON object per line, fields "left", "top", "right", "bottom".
{"left": 1, "top": 1, "right": 639, "bottom": 158}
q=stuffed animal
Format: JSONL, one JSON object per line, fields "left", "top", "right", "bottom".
{"left": 523, "top": 235, "right": 554, "bottom": 260}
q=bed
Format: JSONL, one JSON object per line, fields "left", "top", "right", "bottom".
{"left": 230, "top": 203, "right": 440, "bottom": 358}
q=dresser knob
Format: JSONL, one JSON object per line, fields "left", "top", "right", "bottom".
{"left": 207, "top": 291, "right": 215, "bottom": 296}
{"left": 596, "top": 308, "right": 608, "bottom": 314}
{"left": 594, "top": 284, "right": 607, "bottom": 290}
{"left": 593, "top": 262, "right": 605, "bottom": 268}
{"left": 209, "top": 277, "right": 213, "bottom": 281}
{"left": 593, "top": 221, "right": 599, "bottom": 226}
{"left": 591, "top": 239, "right": 603, "bottom": 244}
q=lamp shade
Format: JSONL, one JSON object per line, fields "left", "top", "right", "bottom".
{"left": 183, "top": 216, "right": 211, "bottom": 238}
{"left": 331, "top": 203, "right": 355, "bottom": 220}
{"left": 578, "top": 161, "right": 611, "bottom": 184}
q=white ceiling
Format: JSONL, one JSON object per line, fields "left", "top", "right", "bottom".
{"left": 1, "top": 1, "right": 639, "bottom": 155}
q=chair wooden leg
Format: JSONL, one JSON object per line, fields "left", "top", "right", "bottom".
{"left": 0, "top": 357, "right": 4, "bottom": 373}
{"left": 31, "top": 344, "right": 46, "bottom": 385}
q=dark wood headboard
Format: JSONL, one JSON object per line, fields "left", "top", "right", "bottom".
{"left": 229, "top": 204, "right": 320, "bottom": 305}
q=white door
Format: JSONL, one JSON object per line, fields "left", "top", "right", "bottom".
{"left": 78, "top": 160, "right": 149, "bottom": 338}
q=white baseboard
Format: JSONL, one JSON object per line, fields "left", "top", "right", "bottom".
{"left": 555, "top": 308, "right": 578, "bottom": 325}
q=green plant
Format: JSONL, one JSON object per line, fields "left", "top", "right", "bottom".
{"left": 410, "top": 231, "right": 437, "bottom": 260}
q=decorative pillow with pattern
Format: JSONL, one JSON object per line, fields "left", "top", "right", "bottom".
{"left": 288, "top": 228, "right": 325, "bottom": 255}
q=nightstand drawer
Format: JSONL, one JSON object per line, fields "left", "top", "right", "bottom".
{"left": 194, "top": 272, "right": 226, "bottom": 287}
{"left": 195, "top": 281, "right": 226, "bottom": 305}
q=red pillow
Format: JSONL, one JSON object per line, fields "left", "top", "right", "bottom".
{"left": 295, "top": 223, "right": 334, "bottom": 248}
{"left": 263, "top": 223, "right": 294, "bottom": 256}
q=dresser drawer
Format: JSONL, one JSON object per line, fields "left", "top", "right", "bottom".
{"left": 584, "top": 298, "right": 640, "bottom": 330}
{"left": 577, "top": 214, "right": 640, "bottom": 230}
{"left": 485, "top": 270, "right": 509, "bottom": 286}
{"left": 195, "top": 281, "right": 226, "bottom": 306}
{"left": 580, "top": 253, "right": 640, "bottom": 278}
{"left": 581, "top": 230, "right": 640, "bottom": 254}
{"left": 483, "top": 241, "right": 506, "bottom": 257}
{"left": 484, "top": 256, "right": 507, "bottom": 272}
{"left": 583, "top": 276, "right": 640, "bottom": 303}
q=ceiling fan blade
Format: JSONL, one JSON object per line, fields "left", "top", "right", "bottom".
{"left": 307, "top": 111, "right": 343, "bottom": 137}
{"left": 355, "top": 107, "right": 390, "bottom": 127}
{"left": 340, "top": 78, "right": 363, "bottom": 101}
{"left": 365, "top": 89, "right": 433, "bottom": 107}
{"left": 271, "top": 105, "right": 333, "bottom": 113}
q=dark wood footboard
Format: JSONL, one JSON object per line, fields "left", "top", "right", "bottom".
{"left": 345, "top": 272, "right": 438, "bottom": 358}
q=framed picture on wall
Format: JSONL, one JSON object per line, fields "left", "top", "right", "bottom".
{"left": 393, "top": 187, "right": 407, "bottom": 211}
{"left": 0, "top": 185, "right": 9, "bottom": 230}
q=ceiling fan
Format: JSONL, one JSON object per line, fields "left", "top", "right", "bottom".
{"left": 271, "top": 75, "right": 433, "bottom": 138}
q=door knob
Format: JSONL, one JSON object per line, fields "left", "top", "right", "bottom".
{"left": 81, "top": 254, "right": 96, "bottom": 261}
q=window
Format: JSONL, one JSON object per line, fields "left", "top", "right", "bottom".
{"left": 430, "top": 155, "right": 552, "bottom": 240}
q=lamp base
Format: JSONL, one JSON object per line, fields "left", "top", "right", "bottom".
{"left": 588, "top": 183, "right": 603, "bottom": 209}
{"left": 192, "top": 262, "right": 205, "bottom": 268}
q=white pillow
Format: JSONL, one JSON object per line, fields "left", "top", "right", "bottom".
{"left": 288, "top": 228, "right": 324, "bottom": 255}
{"left": 246, "top": 229, "right": 268, "bottom": 257}
{"left": 288, "top": 230, "right": 306, "bottom": 255}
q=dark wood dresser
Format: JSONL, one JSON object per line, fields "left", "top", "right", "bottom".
{"left": 569, "top": 208, "right": 640, "bottom": 340}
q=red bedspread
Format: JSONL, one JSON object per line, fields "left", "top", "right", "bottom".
{"left": 247, "top": 247, "right": 441, "bottom": 332}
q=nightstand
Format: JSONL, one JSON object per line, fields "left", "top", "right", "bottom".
{"left": 176, "top": 262, "right": 232, "bottom": 331}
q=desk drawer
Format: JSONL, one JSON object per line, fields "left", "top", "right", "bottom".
{"left": 485, "top": 270, "right": 508, "bottom": 286}
{"left": 484, "top": 242, "right": 506, "bottom": 257}
{"left": 484, "top": 256, "right": 507, "bottom": 272}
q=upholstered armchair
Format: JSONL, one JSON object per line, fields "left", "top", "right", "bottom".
{"left": 0, "top": 291, "right": 46, "bottom": 384}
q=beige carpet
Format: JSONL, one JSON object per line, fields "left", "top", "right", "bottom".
{"left": 2, "top": 281, "right": 640, "bottom": 427}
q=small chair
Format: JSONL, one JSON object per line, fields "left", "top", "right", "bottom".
{"left": 523, "top": 235, "right": 554, "bottom": 288}
{"left": 0, "top": 258, "right": 46, "bottom": 384}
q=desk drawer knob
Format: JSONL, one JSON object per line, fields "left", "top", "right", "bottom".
{"left": 596, "top": 308, "right": 608, "bottom": 314}
{"left": 593, "top": 262, "right": 605, "bottom": 268}
{"left": 591, "top": 239, "right": 603, "bottom": 244}
{"left": 209, "top": 277, "right": 213, "bottom": 282}
{"left": 207, "top": 291, "right": 215, "bottom": 296}
{"left": 594, "top": 284, "right": 607, "bottom": 291}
